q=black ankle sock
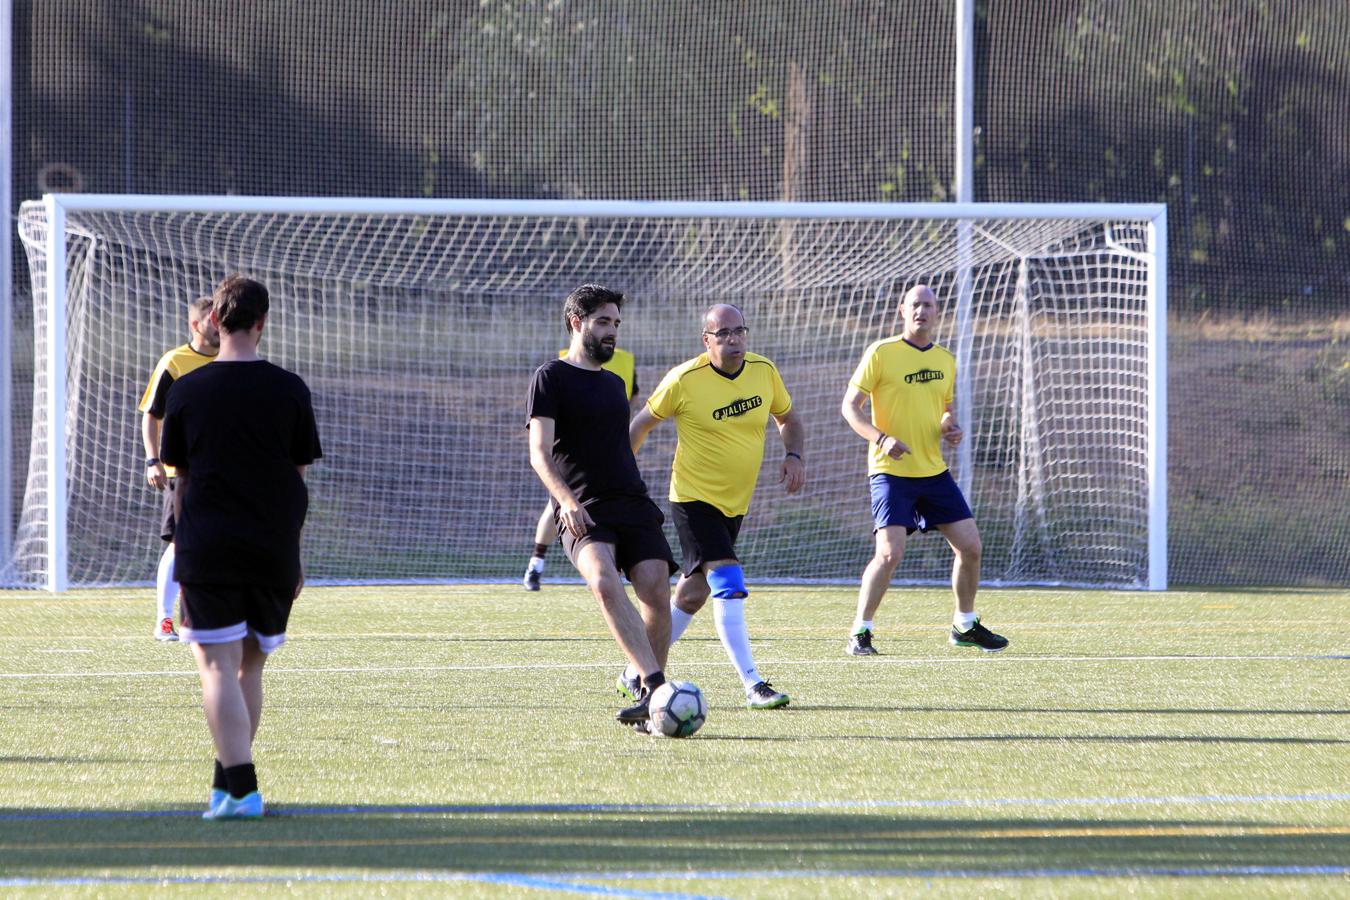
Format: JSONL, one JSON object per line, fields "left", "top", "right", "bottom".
{"left": 532, "top": 543, "right": 550, "bottom": 558}
{"left": 223, "top": 763, "right": 258, "bottom": 799}
{"left": 642, "top": 670, "right": 666, "bottom": 694}
{"left": 212, "top": 759, "right": 227, "bottom": 791}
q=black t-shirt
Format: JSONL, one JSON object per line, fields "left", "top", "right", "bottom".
{"left": 160, "top": 360, "right": 322, "bottom": 588}
{"left": 526, "top": 358, "right": 648, "bottom": 505}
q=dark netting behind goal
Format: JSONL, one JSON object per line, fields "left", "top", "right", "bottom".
{"left": 8, "top": 1, "right": 1349, "bottom": 586}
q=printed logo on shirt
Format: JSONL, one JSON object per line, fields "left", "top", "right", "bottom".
{"left": 904, "top": 369, "right": 945, "bottom": 385}
{"left": 712, "top": 396, "right": 763, "bottom": 420}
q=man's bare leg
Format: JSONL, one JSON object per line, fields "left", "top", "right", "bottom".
{"left": 854, "top": 525, "right": 907, "bottom": 623}
{"left": 628, "top": 558, "right": 673, "bottom": 671}
{"left": 574, "top": 542, "right": 660, "bottom": 677}
{"left": 193, "top": 639, "right": 252, "bottom": 766}
{"left": 938, "top": 518, "right": 981, "bottom": 615}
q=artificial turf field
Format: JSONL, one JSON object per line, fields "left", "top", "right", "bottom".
{"left": 1, "top": 584, "right": 1347, "bottom": 897}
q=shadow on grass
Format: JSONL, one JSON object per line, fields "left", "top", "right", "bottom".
{"left": 2, "top": 807, "right": 1347, "bottom": 877}
{"left": 781, "top": 705, "right": 1350, "bottom": 716}
{"left": 699, "top": 733, "right": 1350, "bottom": 746}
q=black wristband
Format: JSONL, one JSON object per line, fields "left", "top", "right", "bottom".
{"left": 146, "top": 457, "right": 160, "bottom": 466}
{"left": 785, "top": 451, "right": 802, "bottom": 461}
{"left": 874, "top": 433, "right": 887, "bottom": 448}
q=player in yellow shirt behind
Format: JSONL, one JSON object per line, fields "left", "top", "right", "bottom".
{"left": 139, "top": 296, "right": 219, "bottom": 641}
{"left": 627, "top": 304, "right": 806, "bottom": 709}
{"left": 840, "top": 284, "right": 1008, "bottom": 656}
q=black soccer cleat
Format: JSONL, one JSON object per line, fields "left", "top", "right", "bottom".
{"left": 746, "top": 680, "right": 790, "bottom": 710}
{"left": 522, "top": 567, "right": 541, "bottom": 591}
{"left": 845, "top": 629, "right": 878, "bottom": 656}
{"left": 615, "top": 670, "right": 641, "bottom": 702}
{"left": 615, "top": 690, "right": 651, "bottom": 726}
{"left": 949, "top": 618, "right": 1009, "bottom": 652}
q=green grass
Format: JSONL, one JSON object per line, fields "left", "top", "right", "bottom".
{"left": 1, "top": 585, "right": 1347, "bottom": 897}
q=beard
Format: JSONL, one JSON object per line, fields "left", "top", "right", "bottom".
{"left": 582, "top": 329, "right": 616, "bottom": 364}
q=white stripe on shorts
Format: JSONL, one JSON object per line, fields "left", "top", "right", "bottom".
{"left": 252, "top": 628, "right": 287, "bottom": 654}
{"left": 180, "top": 621, "right": 248, "bottom": 645}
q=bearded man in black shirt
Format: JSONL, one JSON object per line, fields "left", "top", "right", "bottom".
{"left": 161, "top": 275, "right": 322, "bottom": 818}
{"left": 526, "top": 284, "right": 676, "bottom": 731}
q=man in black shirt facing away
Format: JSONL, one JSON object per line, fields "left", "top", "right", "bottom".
{"left": 161, "top": 275, "right": 322, "bottom": 818}
{"left": 527, "top": 284, "right": 677, "bottom": 731}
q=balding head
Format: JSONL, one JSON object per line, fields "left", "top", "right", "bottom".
{"left": 701, "top": 303, "right": 748, "bottom": 373}
{"left": 902, "top": 285, "right": 937, "bottom": 310}
{"left": 900, "top": 284, "right": 940, "bottom": 342}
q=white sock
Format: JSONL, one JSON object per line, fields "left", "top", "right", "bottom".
{"left": 623, "top": 602, "right": 697, "bottom": 684}
{"left": 954, "top": 610, "right": 978, "bottom": 632}
{"left": 156, "top": 543, "right": 178, "bottom": 621}
{"left": 852, "top": 618, "right": 873, "bottom": 635}
{"left": 527, "top": 556, "right": 546, "bottom": 573}
{"left": 714, "top": 597, "right": 761, "bottom": 691}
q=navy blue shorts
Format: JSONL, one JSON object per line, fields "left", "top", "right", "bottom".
{"left": 869, "top": 471, "right": 973, "bottom": 534}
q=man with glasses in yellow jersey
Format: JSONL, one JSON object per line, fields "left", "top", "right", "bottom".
{"left": 625, "top": 304, "right": 806, "bottom": 710}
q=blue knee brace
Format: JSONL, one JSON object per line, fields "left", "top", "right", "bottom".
{"left": 706, "top": 564, "right": 748, "bottom": 599}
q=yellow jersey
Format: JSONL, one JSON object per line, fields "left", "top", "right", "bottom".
{"left": 848, "top": 335, "right": 954, "bottom": 478}
{"left": 139, "top": 343, "right": 215, "bottom": 477}
{"left": 646, "top": 352, "right": 792, "bottom": 517}
{"left": 559, "top": 347, "right": 637, "bottom": 401}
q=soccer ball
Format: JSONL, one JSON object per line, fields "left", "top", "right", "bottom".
{"left": 648, "top": 680, "right": 707, "bottom": 738}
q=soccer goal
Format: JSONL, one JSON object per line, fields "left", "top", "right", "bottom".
{"left": 9, "top": 196, "right": 1166, "bottom": 591}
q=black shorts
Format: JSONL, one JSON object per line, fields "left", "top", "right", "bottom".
{"left": 159, "top": 478, "right": 179, "bottom": 542}
{"left": 558, "top": 495, "right": 678, "bottom": 578}
{"left": 671, "top": 500, "right": 743, "bottom": 576}
{"left": 179, "top": 582, "right": 295, "bottom": 654}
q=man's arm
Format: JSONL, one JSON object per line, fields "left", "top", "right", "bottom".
{"left": 940, "top": 402, "right": 963, "bottom": 445}
{"left": 841, "top": 385, "right": 909, "bottom": 460}
{"left": 172, "top": 463, "right": 186, "bottom": 522}
{"left": 773, "top": 408, "right": 806, "bottom": 493}
{"left": 528, "top": 417, "right": 594, "bottom": 537}
{"left": 141, "top": 412, "right": 168, "bottom": 490}
{"left": 628, "top": 405, "right": 662, "bottom": 455}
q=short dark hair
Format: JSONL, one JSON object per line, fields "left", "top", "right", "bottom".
{"left": 213, "top": 275, "right": 270, "bottom": 333}
{"left": 563, "top": 284, "right": 624, "bottom": 334}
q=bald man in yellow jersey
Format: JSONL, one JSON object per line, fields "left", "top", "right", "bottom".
{"left": 841, "top": 285, "right": 1008, "bottom": 656}
{"left": 626, "top": 304, "right": 806, "bottom": 709}
{"left": 522, "top": 346, "right": 640, "bottom": 590}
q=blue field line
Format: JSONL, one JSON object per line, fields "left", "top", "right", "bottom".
{"left": 3, "top": 864, "right": 1349, "bottom": 890}
{"left": 0, "top": 872, "right": 724, "bottom": 898}
{"left": 2, "top": 792, "right": 1349, "bottom": 822}
{"left": 601, "top": 865, "right": 1350, "bottom": 880}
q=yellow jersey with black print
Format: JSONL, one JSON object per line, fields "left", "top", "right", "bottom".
{"left": 646, "top": 351, "right": 792, "bottom": 517}
{"left": 139, "top": 343, "right": 215, "bottom": 477}
{"left": 849, "top": 335, "right": 954, "bottom": 478}
{"left": 558, "top": 346, "right": 637, "bottom": 401}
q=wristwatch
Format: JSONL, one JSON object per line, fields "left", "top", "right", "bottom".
{"left": 146, "top": 457, "right": 160, "bottom": 466}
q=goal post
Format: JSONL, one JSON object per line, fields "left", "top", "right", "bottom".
{"left": 11, "top": 195, "right": 1167, "bottom": 592}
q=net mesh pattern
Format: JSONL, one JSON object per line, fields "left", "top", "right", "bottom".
{"left": 15, "top": 204, "right": 1154, "bottom": 588}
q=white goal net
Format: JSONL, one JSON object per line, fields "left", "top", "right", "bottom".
{"left": 9, "top": 197, "right": 1166, "bottom": 590}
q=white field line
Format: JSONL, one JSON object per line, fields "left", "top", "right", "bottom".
{"left": 0, "top": 653, "right": 1344, "bottom": 680}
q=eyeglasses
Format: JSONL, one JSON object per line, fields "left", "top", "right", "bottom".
{"left": 703, "top": 326, "right": 749, "bottom": 341}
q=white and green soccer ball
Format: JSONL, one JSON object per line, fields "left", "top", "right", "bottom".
{"left": 649, "top": 680, "right": 707, "bottom": 738}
